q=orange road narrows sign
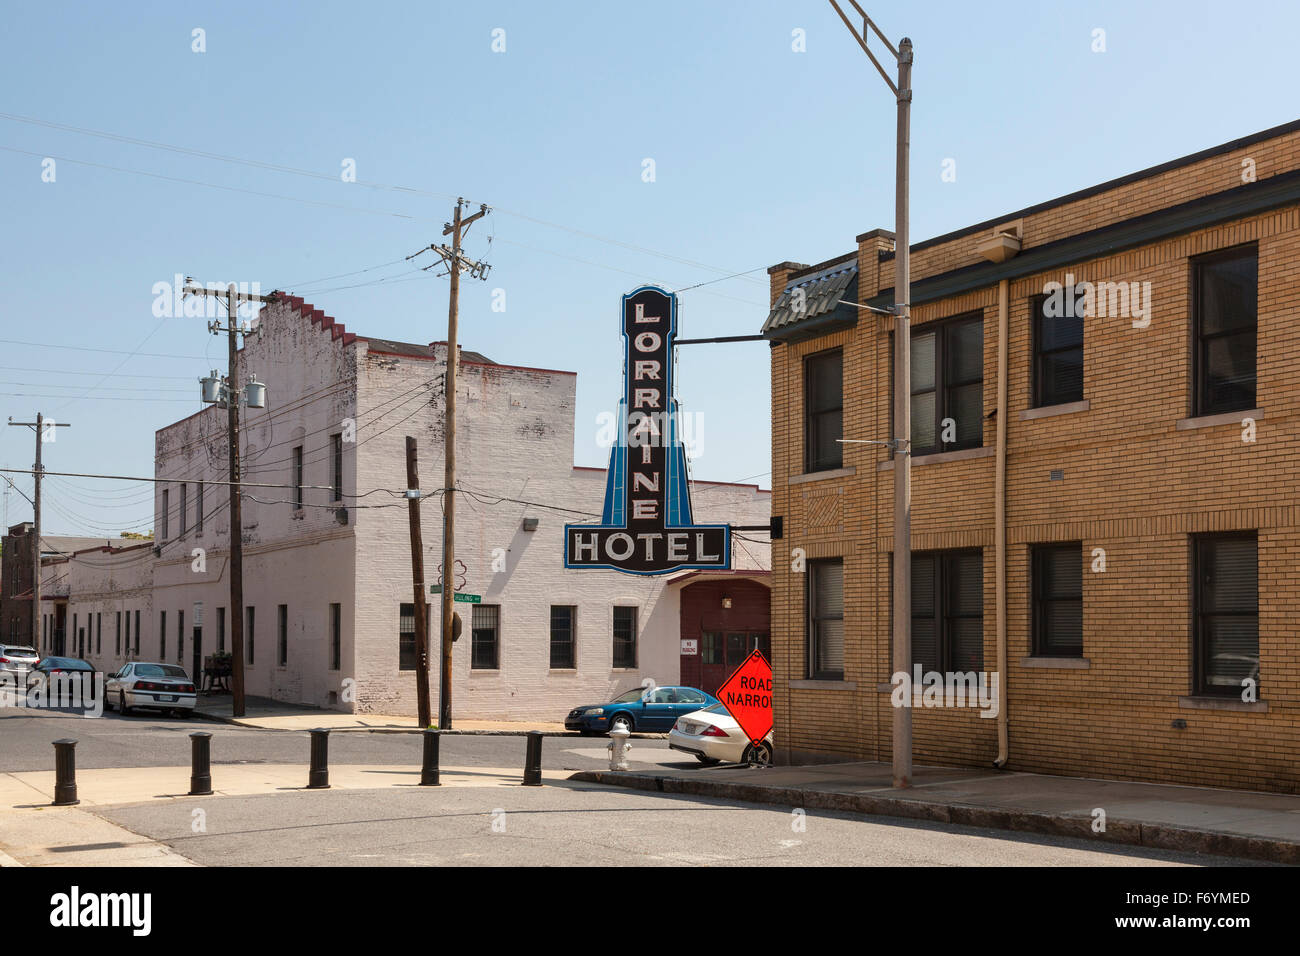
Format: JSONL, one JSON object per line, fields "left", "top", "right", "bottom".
{"left": 716, "top": 649, "right": 773, "bottom": 745}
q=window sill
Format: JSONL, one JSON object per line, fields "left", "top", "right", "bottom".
{"left": 1020, "top": 400, "right": 1090, "bottom": 421}
{"left": 792, "top": 679, "right": 854, "bottom": 690}
{"left": 1178, "top": 696, "right": 1268, "bottom": 713}
{"left": 470, "top": 668, "right": 500, "bottom": 676}
{"left": 1175, "top": 408, "right": 1261, "bottom": 431}
{"left": 878, "top": 446, "right": 993, "bottom": 470}
{"left": 1020, "top": 656, "right": 1090, "bottom": 669}
{"left": 548, "top": 668, "right": 578, "bottom": 674}
{"left": 789, "top": 466, "right": 856, "bottom": 485}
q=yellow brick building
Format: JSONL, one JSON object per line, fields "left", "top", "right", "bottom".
{"left": 763, "top": 120, "right": 1300, "bottom": 793}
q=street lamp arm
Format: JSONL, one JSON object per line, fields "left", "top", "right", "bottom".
{"left": 828, "top": 0, "right": 898, "bottom": 95}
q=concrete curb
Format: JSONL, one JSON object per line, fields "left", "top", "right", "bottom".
{"left": 570, "top": 770, "right": 1300, "bottom": 865}
{"left": 190, "top": 712, "right": 667, "bottom": 739}
{"left": 0, "top": 849, "right": 24, "bottom": 868}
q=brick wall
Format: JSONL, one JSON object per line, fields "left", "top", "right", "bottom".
{"left": 769, "top": 124, "right": 1300, "bottom": 792}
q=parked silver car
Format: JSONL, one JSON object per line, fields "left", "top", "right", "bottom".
{"left": 0, "top": 644, "right": 40, "bottom": 678}
{"left": 105, "top": 662, "right": 197, "bottom": 716}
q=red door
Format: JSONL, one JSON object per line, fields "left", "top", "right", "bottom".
{"left": 699, "top": 632, "right": 770, "bottom": 697}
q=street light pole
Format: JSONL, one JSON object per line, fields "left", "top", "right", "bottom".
{"left": 829, "top": 1, "right": 913, "bottom": 788}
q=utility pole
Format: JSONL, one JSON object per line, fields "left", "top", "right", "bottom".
{"left": 829, "top": 1, "right": 913, "bottom": 788}
{"left": 185, "top": 280, "right": 275, "bottom": 718}
{"left": 407, "top": 198, "right": 490, "bottom": 731}
{"left": 404, "top": 436, "right": 431, "bottom": 727}
{"left": 7, "top": 414, "right": 71, "bottom": 651}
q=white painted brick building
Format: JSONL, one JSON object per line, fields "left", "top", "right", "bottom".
{"left": 96, "top": 293, "right": 771, "bottom": 720}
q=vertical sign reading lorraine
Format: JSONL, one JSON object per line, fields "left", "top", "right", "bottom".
{"left": 565, "top": 286, "right": 730, "bottom": 575}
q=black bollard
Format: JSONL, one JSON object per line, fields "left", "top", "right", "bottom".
{"left": 420, "top": 728, "right": 441, "bottom": 786}
{"left": 307, "top": 728, "right": 330, "bottom": 789}
{"left": 522, "top": 731, "right": 543, "bottom": 787}
{"left": 52, "top": 738, "right": 79, "bottom": 806}
{"left": 189, "top": 731, "right": 214, "bottom": 796}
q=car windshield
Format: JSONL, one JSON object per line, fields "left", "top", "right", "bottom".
{"left": 46, "top": 658, "right": 91, "bottom": 670}
{"left": 5, "top": 647, "right": 37, "bottom": 657}
{"left": 612, "top": 689, "right": 646, "bottom": 703}
{"left": 134, "top": 664, "right": 189, "bottom": 679}
{"left": 701, "top": 703, "right": 728, "bottom": 714}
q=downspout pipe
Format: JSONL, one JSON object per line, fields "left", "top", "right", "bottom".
{"left": 994, "top": 277, "right": 1010, "bottom": 769}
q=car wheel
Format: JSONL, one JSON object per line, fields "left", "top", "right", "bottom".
{"left": 742, "top": 741, "right": 773, "bottom": 766}
{"left": 695, "top": 754, "right": 722, "bottom": 766}
{"left": 609, "top": 714, "right": 634, "bottom": 735}
{"left": 118, "top": 692, "right": 132, "bottom": 716}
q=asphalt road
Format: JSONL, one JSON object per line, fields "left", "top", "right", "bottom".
{"left": 0, "top": 708, "right": 695, "bottom": 774}
{"left": 94, "top": 783, "right": 1255, "bottom": 867}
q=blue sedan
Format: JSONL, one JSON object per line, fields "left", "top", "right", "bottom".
{"left": 565, "top": 685, "right": 718, "bottom": 735}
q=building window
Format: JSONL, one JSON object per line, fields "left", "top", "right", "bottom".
{"left": 292, "top": 446, "right": 304, "bottom": 511}
{"left": 702, "top": 632, "right": 723, "bottom": 665}
{"left": 330, "top": 603, "right": 341, "bottom": 671}
{"left": 1032, "top": 543, "right": 1083, "bottom": 657}
{"left": 808, "top": 559, "right": 845, "bottom": 680}
{"left": 245, "top": 607, "right": 255, "bottom": 665}
{"left": 909, "top": 313, "right": 983, "bottom": 456}
{"left": 399, "top": 603, "right": 417, "bottom": 671}
{"left": 1193, "top": 246, "right": 1257, "bottom": 417}
{"left": 472, "top": 605, "right": 500, "bottom": 670}
{"left": 217, "top": 607, "right": 225, "bottom": 653}
{"left": 179, "top": 484, "right": 188, "bottom": 537}
{"left": 549, "top": 605, "right": 575, "bottom": 669}
{"left": 331, "top": 434, "right": 343, "bottom": 502}
{"left": 134, "top": 610, "right": 140, "bottom": 656}
{"left": 177, "top": 610, "right": 184, "bottom": 663}
{"left": 96, "top": 613, "right": 102, "bottom": 656}
{"left": 912, "top": 550, "right": 983, "bottom": 672}
{"left": 277, "top": 604, "right": 288, "bottom": 666}
{"left": 1032, "top": 294, "right": 1084, "bottom": 407}
{"left": 160, "top": 610, "right": 166, "bottom": 660}
{"left": 612, "top": 606, "right": 637, "bottom": 669}
{"left": 196, "top": 482, "right": 204, "bottom": 535}
{"left": 804, "top": 349, "right": 843, "bottom": 473}
{"left": 161, "top": 488, "right": 169, "bottom": 541}
{"left": 1194, "top": 532, "right": 1258, "bottom": 697}
{"left": 115, "top": 612, "right": 121, "bottom": 657}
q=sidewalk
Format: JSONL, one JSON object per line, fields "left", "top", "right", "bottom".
{"left": 570, "top": 761, "right": 1300, "bottom": 864}
{"left": 192, "top": 694, "right": 569, "bottom": 734}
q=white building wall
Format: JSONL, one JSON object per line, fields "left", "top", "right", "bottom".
{"left": 123, "top": 294, "right": 772, "bottom": 720}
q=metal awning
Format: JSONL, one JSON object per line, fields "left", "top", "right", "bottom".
{"left": 761, "top": 259, "right": 858, "bottom": 340}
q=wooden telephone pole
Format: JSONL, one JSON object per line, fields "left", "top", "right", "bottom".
{"left": 407, "top": 198, "right": 490, "bottom": 730}
{"left": 7, "top": 413, "right": 71, "bottom": 650}
{"left": 185, "top": 281, "right": 275, "bottom": 718}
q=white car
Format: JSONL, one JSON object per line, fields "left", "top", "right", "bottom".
{"left": 0, "top": 644, "right": 40, "bottom": 678}
{"left": 668, "top": 703, "right": 774, "bottom": 766}
{"left": 105, "top": 662, "right": 197, "bottom": 716}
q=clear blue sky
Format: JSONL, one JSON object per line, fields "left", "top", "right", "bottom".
{"left": 2, "top": 0, "right": 1297, "bottom": 535}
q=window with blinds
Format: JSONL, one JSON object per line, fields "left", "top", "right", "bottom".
{"left": 472, "top": 604, "right": 500, "bottom": 670}
{"left": 1194, "top": 532, "right": 1258, "bottom": 696}
{"left": 1194, "top": 246, "right": 1257, "bottom": 416}
{"left": 808, "top": 559, "right": 845, "bottom": 680}
{"left": 1032, "top": 294, "right": 1084, "bottom": 407}
{"left": 1032, "top": 544, "right": 1083, "bottom": 657}
{"left": 804, "top": 349, "right": 843, "bottom": 473}
{"left": 909, "top": 314, "right": 983, "bottom": 456}
{"left": 550, "top": 605, "right": 575, "bottom": 669}
{"left": 912, "top": 550, "right": 983, "bottom": 673}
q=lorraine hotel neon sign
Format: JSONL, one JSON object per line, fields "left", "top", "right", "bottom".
{"left": 564, "top": 285, "right": 730, "bottom": 575}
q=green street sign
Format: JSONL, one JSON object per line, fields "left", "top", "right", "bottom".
{"left": 429, "top": 585, "right": 480, "bottom": 604}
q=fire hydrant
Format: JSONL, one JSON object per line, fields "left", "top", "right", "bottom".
{"left": 607, "top": 725, "right": 631, "bottom": 770}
